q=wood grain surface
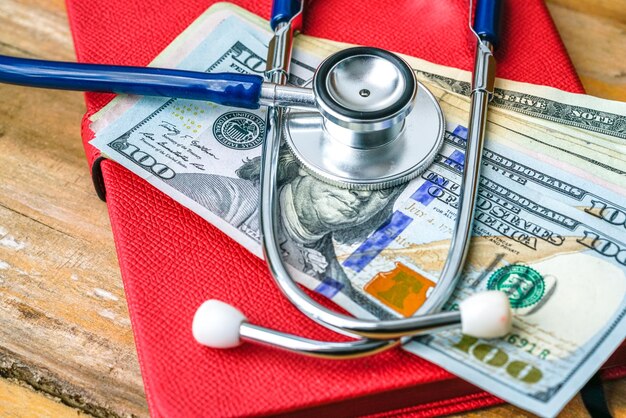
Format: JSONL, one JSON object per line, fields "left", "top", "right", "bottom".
{"left": 0, "top": 0, "right": 624, "bottom": 417}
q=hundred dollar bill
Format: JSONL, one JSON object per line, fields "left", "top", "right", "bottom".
{"left": 428, "top": 84, "right": 626, "bottom": 177}
{"left": 396, "top": 112, "right": 626, "bottom": 416}
{"left": 89, "top": 5, "right": 626, "bottom": 417}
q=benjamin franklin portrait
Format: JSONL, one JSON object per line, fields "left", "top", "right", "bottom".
{"left": 167, "top": 146, "right": 405, "bottom": 316}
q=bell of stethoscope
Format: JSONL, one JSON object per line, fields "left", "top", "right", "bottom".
{"left": 285, "top": 47, "right": 446, "bottom": 191}
{"left": 0, "top": 0, "right": 506, "bottom": 358}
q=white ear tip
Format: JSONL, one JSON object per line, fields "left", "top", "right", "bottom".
{"left": 460, "top": 291, "right": 512, "bottom": 339}
{"left": 192, "top": 300, "right": 247, "bottom": 348}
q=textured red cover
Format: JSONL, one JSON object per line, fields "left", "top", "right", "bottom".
{"left": 64, "top": 1, "right": 622, "bottom": 416}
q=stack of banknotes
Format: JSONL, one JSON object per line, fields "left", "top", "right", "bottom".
{"left": 89, "top": 4, "right": 626, "bottom": 416}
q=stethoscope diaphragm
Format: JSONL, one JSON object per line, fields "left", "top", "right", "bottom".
{"left": 283, "top": 47, "right": 445, "bottom": 190}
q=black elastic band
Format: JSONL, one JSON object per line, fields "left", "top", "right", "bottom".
{"left": 580, "top": 372, "right": 612, "bottom": 418}
{"left": 91, "top": 156, "right": 107, "bottom": 202}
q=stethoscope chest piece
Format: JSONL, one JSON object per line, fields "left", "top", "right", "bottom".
{"left": 284, "top": 47, "right": 445, "bottom": 190}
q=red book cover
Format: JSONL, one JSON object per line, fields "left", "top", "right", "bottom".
{"left": 64, "top": 0, "right": 624, "bottom": 416}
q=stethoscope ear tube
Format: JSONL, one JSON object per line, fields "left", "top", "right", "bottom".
{"left": 0, "top": 54, "right": 265, "bottom": 109}
{"left": 473, "top": 0, "right": 503, "bottom": 46}
{"left": 270, "top": 0, "right": 303, "bottom": 30}
{"left": 193, "top": 299, "right": 400, "bottom": 359}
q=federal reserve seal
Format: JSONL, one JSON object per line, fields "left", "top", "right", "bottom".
{"left": 487, "top": 264, "right": 545, "bottom": 309}
{"left": 213, "top": 111, "right": 265, "bottom": 150}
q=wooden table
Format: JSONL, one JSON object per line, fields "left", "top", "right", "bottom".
{"left": 0, "top": 1, "right": 624, "bottom": 416}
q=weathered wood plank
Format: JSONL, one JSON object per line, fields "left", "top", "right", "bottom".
{"left": 0, "top": 377, "right": 86, "bottom": 418}
{"left": 548, "top": 0, "right": 626, "bottom": 25}
{"left": 547, "top": 1, "right": 626, "bottom": 101}
{"left": 0, "top": 0, "right": 147, "bottom": 416}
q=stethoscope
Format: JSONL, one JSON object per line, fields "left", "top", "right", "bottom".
{"left": 0, "top": 0, "right": 508, "bottom": 358}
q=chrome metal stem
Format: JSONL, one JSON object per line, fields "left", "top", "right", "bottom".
{"left": 472, "top": 41, "right": 495, "bottom": 95}
{"left": 265, "top": 21, "right": 295, "bottom": 81}
{"left": 259, "top": 83, "right": 316, "bottom": 109}
{"left": 417, "top": 39, "right": 494, "bottom": 314}
{"left": 240, "top": 323, "right": 399, "bottom": 359}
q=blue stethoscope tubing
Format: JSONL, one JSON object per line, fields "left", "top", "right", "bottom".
{"left": 0, "top": 56, "right": 264, "bottom": 108}
{"left": 0, "top": 0, "right": 308, "bottom": 107}
{"left": 0, "top": 0, "right": 507, "bottom": 358}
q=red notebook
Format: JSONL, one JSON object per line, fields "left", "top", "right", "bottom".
{"left": 65, "top": 0, "right": 625, "bottom": 416}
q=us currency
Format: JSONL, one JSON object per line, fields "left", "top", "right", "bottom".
{"left": 398, "top": 112, "right": 626, "bottom": 416}
{"left": 427, "top": 84, "right": 626, "bottom": 178}
{"left": 89, "top": 5, "right": 626, "bottom": 417}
